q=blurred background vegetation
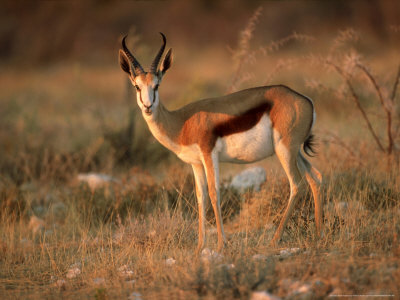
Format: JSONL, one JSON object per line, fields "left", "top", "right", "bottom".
{"left": 1, "top": 1, "right": 400, "bottom": 298}
{"left": 1, "top": 1, "right": 399, "bottom": 65}
{"left": 1, "top": 0, "right": 399, "bottom": 176}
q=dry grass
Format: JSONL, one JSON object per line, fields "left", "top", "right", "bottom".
{"left": 1, "top": 13, "right": 400, "bottom": 300}
{"left": 1, "top": 165, "right": 399, "bottom": 299}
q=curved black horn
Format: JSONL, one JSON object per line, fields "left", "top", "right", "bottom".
{"left": 122, "top": 35, "right": 144, "bottom": 75}
{"left": 150, "top": 32, "right": 166, "bottom": 74}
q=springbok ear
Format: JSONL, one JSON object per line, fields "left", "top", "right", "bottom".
{"left": 160, "top": 48, "right": 173, "bottom": 75}
{"left": 119, "top": 49, "right": 131, "bottom": 75}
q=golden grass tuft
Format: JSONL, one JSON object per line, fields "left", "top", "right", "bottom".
{"left": 1, "top": 13, "right": 400, "bottom": 300}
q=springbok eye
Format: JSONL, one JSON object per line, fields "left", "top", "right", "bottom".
{"left": 154, "top": 84, "right": 159, "bottom": 91}
{"left": 135, "top": 85, "right": 141, "bottom": 91}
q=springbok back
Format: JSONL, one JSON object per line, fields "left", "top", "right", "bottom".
{"left": 119, "top": 33, "right": 322, "bottom": 251}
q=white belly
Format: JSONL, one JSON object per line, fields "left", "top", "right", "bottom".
{"left": 217, "top": 114, "right": 275, "bottom": 163}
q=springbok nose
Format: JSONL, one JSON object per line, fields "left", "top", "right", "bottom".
{"left": 143, "top": 103, "right": 153, "bottom": 115}
{"left": 143, "top": 103, "right": 153, "bottom": 109}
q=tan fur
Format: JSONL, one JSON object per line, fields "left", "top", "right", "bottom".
{"left": 146, "top": 85, "right": 320, "bottom": 248}
{"left": 119, "top": 44, "right": 321, "bottom": 250}
{"left": 202, "top": 151, "right": 226, "bottom": 250}
{"left": 154, "top": 85, "right": 313, "bottom": 154}
{"left": 134, "top": 73, "right": 158, "bottom": 86}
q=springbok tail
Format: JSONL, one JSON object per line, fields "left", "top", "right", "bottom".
{"left": 303, "top": 133, "right": 317, "bottom": 157}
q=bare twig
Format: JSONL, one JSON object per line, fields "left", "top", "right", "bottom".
{"left": 393, "top": 65, "right": 400, "bottom": 140}
{"left": 322, "top": 130, "right": 365, "bottom": 166}
{"left": 259, "top": 32, "right": 315, "bottom": 56}
{"left": 264, "top": 57, "right": 300, "bottom": 85}
{"left": 330, "top": 28, "right": 359, "bottom": 55}
{"left": 227, "top": 6, "right": 263, "bottom": 93}
{"left": 390, "top": 64, "right": 400, "bottom": 102}
{"left": 326, "top": 61, "right": 386, "bottom": 152}
{"left": 356, "top": 63, "right": 394, "bottom": 154}
{"left": 356, "top": 64, "right": 388, "bottom": 110}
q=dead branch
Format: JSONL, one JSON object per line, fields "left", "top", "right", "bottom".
{"left": 326, "top": 61, "right": 386, "bottom": 152}
{"left": 227, "top": 6, "right": 263, "bottom": 93}
{"left": 391, "top": 64, "right": 400, "bottom": 102}
{"left": 356, "top": 63, "right": 394, "bottom": 154}
{"left": 320, "top": 130, "right": 365, "bottom": 167}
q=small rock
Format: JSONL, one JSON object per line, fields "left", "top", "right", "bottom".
{"left": 20, "top": 182, "right": 37, "bottom": 192}
{"left": 28, "top": 216, "right": 45, "bottom": 234}
{"left": 230, "top": 167, "right": 266, "bottom": 192}
{"left": 92, "top": 277, "right": 106, "bottom": 285}
{"left": 44, "top": 193, "right": 59, "bottom": 204}
{"left": 312, "top": 279, "right": 332, "bottom": 297}
{"left": 128, "top": 292, "right": 142, "bottom": 300}
{"left": 113, "top": 231, "right": 124, "bottom": 244}
{"left": 286, "top": 283, "right": 313, "bottom": 299}
{"left": 252, "top": 254, "right": 269, "bottom": 260}
{"left": 20, "top": 238, "right": 33, "bottom": 248}
{"left": 296, "top": 283, "right": 312, "bottom": 294}
{"left": 118, "top": 264, "right": 129, "bottom": 272}
{"left": 55, "top": 279, "right": 66, "bottom": 289}
{"left": 278, "top": 279, "right": 312, "bottom": 298}
{"left": 251, "top": 291, "right": 281, "bottom": 300}
{"left": 201, "top": 248, "right": 223, "bottom": 263}
{"left": 278, "top": 248, "right": 301, "bottom": 258}
{"left": 125, "top": 279, "right": 136, "bottom": 286}
{"left": 44, "top": 230, "right": 53, "bottom": 237}
{"left": 165, "top": 258, "right": 176, "bottom": 266}
{"left": 66, "top": 267, "right": 81, "bottom": 279}
{"left": 118, "top": 265, "right": 134, "bottom": 279}
{"left": 218, "top": 263, "right": 235, "bottom": 270}
{"left": 32, "top": 205, "right": 46, "bottom": 217}
{"left": 77, "top": 173, "right": 118, "bottom": 190}
{"left": 335, "top": 202, "right": 348, "bottom": 216}
{"left": 278, "top": 278, "right": 295, "bottom": 291}
{"left": 49, "top": 202, "right": 67, "bottom": 220}
{"left": 69, "top": 262, "right": 82, "bottom": 268}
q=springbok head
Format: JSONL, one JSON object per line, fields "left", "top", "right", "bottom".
{"left": 119, "top": 33, "right": 173, "bottom": 117}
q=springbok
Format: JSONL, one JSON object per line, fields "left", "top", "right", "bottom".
{"left": 119, "top": 33, "right": 322, "bottom": 251}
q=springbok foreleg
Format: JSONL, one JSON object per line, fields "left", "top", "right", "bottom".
{"left": 202, "top": 151, "right": 227, "bottom": 251}
{"left": 191, "top": 163, "right": 208, "bottom": 252}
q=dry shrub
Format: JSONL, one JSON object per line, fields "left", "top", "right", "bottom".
{"left": 0, "top": 182, "right": 26, "bottom": 219}
{"left": 1, "top": 6, "right": 400, "bottom": 300}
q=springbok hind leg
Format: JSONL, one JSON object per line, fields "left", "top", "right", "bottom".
{"left": 271, "top": 141, "right": 306, "bottom": 245}
{"left": 297, "top": 152, "right": 323, "bottom": 237}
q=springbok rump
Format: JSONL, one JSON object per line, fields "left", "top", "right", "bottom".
{"left": 118, "top": 33, "right": 322, "bottom": 251}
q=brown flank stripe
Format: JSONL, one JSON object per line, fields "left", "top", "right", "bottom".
{"left": 213, "top": 103, "right": 272, "bottom": 138}
{"left": 177, "top": 102, "right": 272, "bottom": 153}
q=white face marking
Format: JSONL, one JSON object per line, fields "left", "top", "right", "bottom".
{"left": 217, "top": 114, "right": 275, "bottom": 163}
{"left": 132, "top": 74, "right": 160, "bottom": 118}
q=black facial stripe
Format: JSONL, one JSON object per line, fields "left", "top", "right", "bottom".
{"left": 139, "top": 90, "right": 144, "bottom": 105}
{"left": 137, "top": 87, "right": 157, "bottom": 109}
{"left": 138, "top": 90, "right": 153, "bottom": 109}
